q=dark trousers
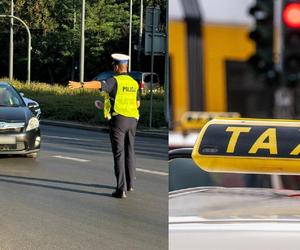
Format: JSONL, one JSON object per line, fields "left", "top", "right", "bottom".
{"left": 109, "top": 115, "right": 138, "bottom": 191}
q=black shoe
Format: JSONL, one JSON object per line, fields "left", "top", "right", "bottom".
{"left": 127, "top": 187, "right": 134, "bottom": 192}
{"left": 112, "top": 190, "right": 127, "bottom": 199}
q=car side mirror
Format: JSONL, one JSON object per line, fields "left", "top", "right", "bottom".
{"left": 20, "top": 92, "right": 25, "bottom": 97}
{"left": 27, "top": 102, "right": 41, "bottom": 119}
{"left": 28, "top": 102, "right": 37, "bottom": 109}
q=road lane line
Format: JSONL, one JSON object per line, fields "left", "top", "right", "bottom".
{"left": 0, "top": 170, "right": 29, "bottom": 174}
{"left": 136, "top": 168, "right": 168, "bottom": 176}
{"left": 52, "top": 155, "right": 90, "bottom": 162}
{"left": 43, "top": 135, "right": 95, "bottom": 142}
{"left": 51, "top": 155, "right": 167, "bottom": 176}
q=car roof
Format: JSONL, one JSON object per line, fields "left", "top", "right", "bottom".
{"left": 0, "top": 82, "right": 10, "bottom": 86}
{"left": 93, "top": 71, "right": 115, "bottom": 80}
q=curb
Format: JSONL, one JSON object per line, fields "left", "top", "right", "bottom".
{"left": 40, "top": 120, "right": 168, "bottom": 139}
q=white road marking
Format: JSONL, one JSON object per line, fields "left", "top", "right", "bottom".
{"left": 136, "top": 168, "right": 168, "bottom": 176}
{"left": 0, "top": 170, "right": 29, "bottom": 175}
{"left": 51, "top": 155, "right": 167, "bottom": 176}
{"left": 43, "top": 135, "right": 94, "bottom": 142}
{"left": 52, "top": 155, "right": 90, "bottom": 162}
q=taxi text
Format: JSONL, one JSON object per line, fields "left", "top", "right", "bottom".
{"left": 226, "top": 126, "right": 300, "bottom": 155}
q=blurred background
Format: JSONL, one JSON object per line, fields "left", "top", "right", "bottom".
{"left": 169, "top": 0, "right": 300, "bottom": 136}
{"left": 169, "top": 0, "right": 300, "bottom": 189}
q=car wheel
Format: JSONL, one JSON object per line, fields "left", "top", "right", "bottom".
{"left": 26, "top": 153, "right": 38, "bottom": 159}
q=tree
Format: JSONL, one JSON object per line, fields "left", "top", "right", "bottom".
{"left": 0, "top": 0, "right": 167, "bottom": 83}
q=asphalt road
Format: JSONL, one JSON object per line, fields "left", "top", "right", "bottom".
{"left": 0, "top": 125, "right": 168, "bottom": 250}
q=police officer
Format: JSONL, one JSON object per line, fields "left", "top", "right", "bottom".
{"left": 68, "top": 54, "right": 140, "bottom": 199}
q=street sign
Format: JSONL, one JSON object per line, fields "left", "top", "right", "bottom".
{"left": 145, "top": 6, "right": 160, "bottom": 32}
{"left": 144, "top": 32, "right": 166, "bottom": 55}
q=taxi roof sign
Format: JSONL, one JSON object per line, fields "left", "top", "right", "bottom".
{"left": 192, "top": 118, "right": 300, "bottom": 175}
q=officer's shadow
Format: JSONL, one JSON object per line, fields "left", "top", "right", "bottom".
{"left": 0, "top": 174, "right": 114, "bottom": 197}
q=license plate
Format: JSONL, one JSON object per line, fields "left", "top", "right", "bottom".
{"left": 0, "top": 136, "right": 16, "bottom": 145}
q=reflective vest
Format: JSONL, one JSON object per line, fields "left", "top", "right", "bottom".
{"left": 102, "top": 92, "right": 112, "bottom": 120}
{"left": 113, "top": 75, "right": 139, "bottom": 119}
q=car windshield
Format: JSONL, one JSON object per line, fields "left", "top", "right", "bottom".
{"left": 170, "top": 157, "right": 300, "bottom": 220}
{"left": 0, "top": 84, "right": 25, "bottom": 107}
{"left": 144, "top": 74, "right": 159, "bottom": 83}
{"left": 170, "top": 186, "right": 300, "bottom": 220}
{"left": 169, "top": 158, "right": 300, "bottom": 192}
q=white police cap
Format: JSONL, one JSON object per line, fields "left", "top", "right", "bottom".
{"left": 111, "top": 53, "right": 130, "bottom": 65}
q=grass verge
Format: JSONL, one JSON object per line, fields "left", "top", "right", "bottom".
{"left": 2, "top": 79, "right": 167, "bottom": 128}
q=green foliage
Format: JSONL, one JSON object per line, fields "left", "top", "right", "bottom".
{"left": 4, "top": 78, "right": 166, "bottom": 128}
{"left": 0, "top": 0, "right": 167, "bottom": 83}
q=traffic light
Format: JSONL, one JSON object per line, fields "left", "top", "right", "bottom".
{"left": 282, "top": 0, "right": 300, "bottom": 86}
{"left": 248, "top": 0, "right": 277, "bottom": 83}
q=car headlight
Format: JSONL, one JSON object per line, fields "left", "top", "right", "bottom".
{"left": 26, "top": 117, "right": 39, "bottom": 131}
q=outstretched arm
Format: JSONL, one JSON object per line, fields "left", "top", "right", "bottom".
{"left": 68, "top": 80, "right": 102, "bottom": 90}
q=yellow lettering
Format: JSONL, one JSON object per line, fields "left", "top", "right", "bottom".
{"left": 290, "top": 144, "right": 300, "bottom": 155}
{"left": 226, "top": 127, "right": 251, "bottom": 153}
{"left": 249, "top": 128, "right": 277, "bottom": 155}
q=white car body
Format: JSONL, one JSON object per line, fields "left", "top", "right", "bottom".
{"left": 169, "top": 187, "right": 300, "bottom": 250}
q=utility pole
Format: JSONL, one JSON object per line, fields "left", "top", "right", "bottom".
{"left": 80, "top": 0, "right": 85, "bottom": 83}
{"left": 0, "top": 15, "right": 31, "bottom": 83}
{"left": 129, "top": 0, "right": 133, "bottom": 71}
{"left": 149, "top": 7, "right": 155, "bottom": 129}
{"left": 164, "top": 0, "right": 169, "bottom": 123}
{"left": 137, "top": 0, "right": 143, "bottom": 70}
{"left": 9, "top": 0, "right": 14, "bottom": 81}
{"left": 71, "top": 0, "right": 77, "bottom": 80}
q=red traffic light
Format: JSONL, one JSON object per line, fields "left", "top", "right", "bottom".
{"left": 283, "top": 3, "right": 300, "bottom": 28}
